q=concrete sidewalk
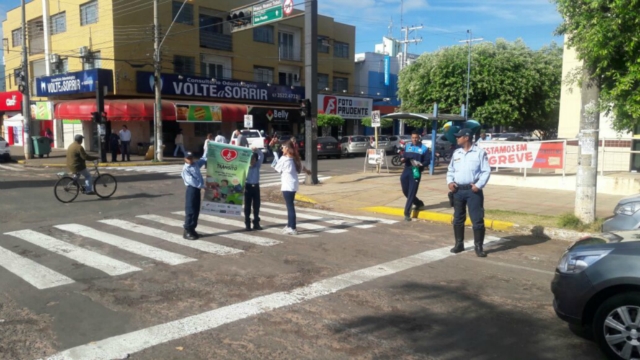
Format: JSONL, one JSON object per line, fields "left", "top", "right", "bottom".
{"left": 295, "top": 169, "right": 621, "bottom": 229}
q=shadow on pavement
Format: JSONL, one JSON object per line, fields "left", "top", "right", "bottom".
{"left": 332, "top": 282, "right": 599, "bottom": 359}
{"left": 85, "top": 193, "right": 173, "bottom": 201}
{"left": 0, "top": 172, "right": 178, "bottom": 190}
{"left": 486, "top": 232, "right": 552, "bottom": 255}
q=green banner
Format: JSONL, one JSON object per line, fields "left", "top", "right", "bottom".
{"left": 31, "top": 102, "right": 53, "bottom": 120}
{"left": 176, "top": 103, "right": 222, "bottom": 122}
{"left": 201, "top": 142, "right": 253, "bottom": 216}
{"left": 62, "top": 119, "right": 81, "bottom": 124}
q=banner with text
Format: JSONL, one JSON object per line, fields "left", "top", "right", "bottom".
{"left": 201, "top": 142, "right": 253, "bottom": 216}
{"left": 318, "top": 95, "right": 372, "bottom": 119}
{"left": 477, "top": 141, "right": 564, "bottom": 169}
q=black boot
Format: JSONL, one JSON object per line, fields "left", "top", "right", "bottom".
{"left": 253, "top": 220, "right": 263, "bottom": 231}
{"left": 245, "top": 220, "right": 252, "bottom": 231}
{"left": 474, "top": 228, "right": 487, "bottom": 257}
{"left": 184, "top": 230, "right": 197, "bottom": 240}
{"left": 450, "top": 226, "right": 465, "bottom": 253}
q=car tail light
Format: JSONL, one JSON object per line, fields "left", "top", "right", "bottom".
{"left": 317, "top": 144, "right": 322, "bottom": 150}
{"left": 299, "top": 141, "right": 304, "bottom": 148}
{"left": 4, "top": 143, "right": 8, "bottom": 148}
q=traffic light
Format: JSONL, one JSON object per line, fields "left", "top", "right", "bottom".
{"left": 91, "top": 111, "right": 107, "bottom": 123}
{"left": 300, "top": 99, "right": 311, "bottom": 118}
{"left": 17, "top": 71, "right": 26, "bottom": 94}
{"left": 227, "top": 8, "right": 252, "bottom": 30}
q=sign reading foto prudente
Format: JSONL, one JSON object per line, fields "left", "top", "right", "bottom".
{"left": 317, "top": 95, "right": 372, "bottom": 119}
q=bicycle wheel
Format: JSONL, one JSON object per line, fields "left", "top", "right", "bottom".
{"left": 94, "top": 174, "right": 118, "bottom": 199}
{"left": 54, "top": 177, "right": 80, "bottom": 203}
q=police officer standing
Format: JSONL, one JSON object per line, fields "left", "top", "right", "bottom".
{"left": 401, "top": 130, "right": 430, "bottom": 221}
{"left": 446, "top": 128, "right": 491, "bottom": 257}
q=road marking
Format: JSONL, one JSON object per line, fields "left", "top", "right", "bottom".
{"left": 258, "top": 207, "right": 375, "bottom": 229}
{"left": 258, "top": 214, "right": 347, "bottom": 234}
{"left": 42, "top": 237, "right": 505, "bottom": 360}
{"left": 54, "top": 224, "right": 196, "bottom": 266}
{"left": 0, "top": 244, "right": 75, "bottom": 290}
{"left": 0, "top": 164, "right": 24, "bottom": 171}
{"left": 262, "top": 202, "right": 397, "bottom": 224}
{"left": 465, "top": 257, "right": 556, "bottom": 276}
{"left": 99, "top": 219, "right": 244, "bottom": 256}
{"left": 174, "top": 212, "right": 317, "bottom": 239}
{"left": 138, "top": 215, "right": 282, "bottom": 246}
{"left": 5, "top": 230, "right": 141, "bottom": 276}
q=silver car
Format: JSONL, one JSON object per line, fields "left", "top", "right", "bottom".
{"left": 602, "top": 194, "right": 640, "bottom": 232}
{"left": 339, "top": 135, "right": 370, "bottom": 157}
{"left": 366, "top": 135, "right": 395, "bottom": 154}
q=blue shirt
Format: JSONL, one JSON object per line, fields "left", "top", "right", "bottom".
{"left": 403, "top": 142, "right": 430, "bottom": 169}
{"left": 246, "top": 150, "right": 264, "bottom": 185}
{"left": 446, "top": 145, "right": 491, "bottom": 189}
{"left": 181, "top": 158, "right": 207, "bottom": 188}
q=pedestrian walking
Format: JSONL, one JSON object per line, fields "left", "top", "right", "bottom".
{"left": 109, "top": 132, "right": 120, "bottom": 162}
{"left": 214, "top": 131, "right": 227, "bottom": 144}
{"left": 273, "top": 140, "right": 309, "bottom": 235}
{"left": 174, "top": 129, "right": 186, "bottom": 157}
{"left": 245, "top": 146, "right": 264, "bottom": 231}
{"left": 119, "top": 125, "right": 132, "bottom": 161}
{"left": 181, "top": 152, "right": 207, "bottom": 240}
{"left": 447, "top": 128, "right": 491, "bottom": 257}
{"left": 203, "top": 133, "right": 214, "bottom": 155}
{"left": 400, "top": 130, "right": 430, "bottom": 221}
{"left": 235, "top": 129, "right": 249, "bottom": 147}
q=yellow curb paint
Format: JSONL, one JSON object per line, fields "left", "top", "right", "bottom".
{"left": 362, "top": 206, "right": 515, "bottom": 231}
{"left": 295, "top": 194, "right": 317, "bottom": 204}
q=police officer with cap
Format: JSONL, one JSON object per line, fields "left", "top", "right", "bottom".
{"left": 446, "top": 128, "right": 491, "bottom": 257}
{"left": 400, "top": 130, "right": 430, "bottom": 221}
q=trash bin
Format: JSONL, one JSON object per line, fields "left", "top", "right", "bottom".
{"left": 31, "top": 136, "right": 52, "bottom": 158}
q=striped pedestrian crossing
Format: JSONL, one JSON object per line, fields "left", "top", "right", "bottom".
{"left": 0, "top": 204, "right": 396, "bottom": 290}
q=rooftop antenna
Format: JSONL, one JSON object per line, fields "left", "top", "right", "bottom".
{"left": 387, "top": 17, "right": 394, "bottom": 38}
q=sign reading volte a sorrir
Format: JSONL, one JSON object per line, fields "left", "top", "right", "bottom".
{"left": 36, "top": 69, "right": 113, "bottom": 97}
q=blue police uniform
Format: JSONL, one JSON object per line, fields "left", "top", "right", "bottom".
{"left": 401, "top": 142, "right": 431, "bottom": 218}
{"left": 446, "top": 142, "right": 491, "bottom": 256}
{"left": 181, "top": 156, "right": 207, "bottom": 239}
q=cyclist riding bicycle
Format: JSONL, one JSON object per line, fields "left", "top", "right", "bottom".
{"left": 66, "top": 134, "right": 98, "bottom": 195}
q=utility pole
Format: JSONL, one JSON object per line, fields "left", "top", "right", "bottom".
{"left": 21, "top": 0, "right": 32, "bottom": 160}
{"left": 575, "top": 66, "right": 600, "bottom": 224}
{"left": 153, "top": 0, "right": 163, "bottom": 162}
{"left": 459, "top": 30, "right": 483, "bottom": 120}
{"left": 397, "top": 24, "right": 422, "bottom": 135}
{"left": 304, "top": 0, "right": 319, "bottom": 185}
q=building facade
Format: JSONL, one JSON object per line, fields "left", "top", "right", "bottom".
{"left": 2, "top": 0, "right": 356, "bottom": 155}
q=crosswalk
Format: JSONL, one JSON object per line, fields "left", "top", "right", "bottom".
{"left": 108, "top": 164, "right": 331, "bottom": 187}
{"left": 0, "top": 204, "right": 397, "bottom": 290}
{"left": 0, "top": 163, "right": 26, "bottom": 172}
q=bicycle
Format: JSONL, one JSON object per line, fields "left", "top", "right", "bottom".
{"left": 54, "top": 160, "right": 118, "bottom": 203}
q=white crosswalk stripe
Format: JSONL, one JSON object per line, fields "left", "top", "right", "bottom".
{"left": 0, "top": 206, "right": 395, "bottom": 290}
{"left": 0, "top": 164, "right": 25, "bottom": 172}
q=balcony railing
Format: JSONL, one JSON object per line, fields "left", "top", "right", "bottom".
{"left": 279, "top": 46, "right": 301, "bottom": 61}
{"left": 200, "top": 32, "right": 232, "bottom": 52}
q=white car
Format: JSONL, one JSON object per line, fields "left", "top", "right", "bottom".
{"left": 229, "top": 129, "right": 268, "bottom": 154}
{"left": 0, "top": 136, "right": 11, "bottom": 161}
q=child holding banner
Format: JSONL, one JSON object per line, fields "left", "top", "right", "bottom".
{"left": 273, "top": 140, "right": 310, "bottom": 235}
{"left": 181, "top": 152, "right": 207, "bottom": 240}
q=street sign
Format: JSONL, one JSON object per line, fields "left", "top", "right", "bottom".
{"left": 253, "top": 0, "right": 283, "bottom": 26}
{"left": 371, "top": 110, "right": 381, "bottom": 127}
{"left": 244, "top": 114, "right": 254, "bottom": 128}
{"left": 283, "top": 0, "right": 293, "bottom": 16}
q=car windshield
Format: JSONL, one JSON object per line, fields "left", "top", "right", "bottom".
{"left": 240, "top": 131, "right": 261, "bottom": 138}
{"left": 318, "top": 137, "right": 337, "bottom": 143}
{"left": 350, "top": 136, "right": 366, "bottom": 142}
{"left": 0, "top": 137, "right": 5, "bottom": 142}
{"left": 399, "top": 135, "right": 412, "bottom": 140}
{"left": 378, "top": 136, "right": 389, "bottom": 141}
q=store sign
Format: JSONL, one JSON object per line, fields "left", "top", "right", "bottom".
{"left": 31, "top": 102, "right": 53, "bottom": 120}
{"left": 136, "top": 71, "right": 304, "bottom": 104}
{"left": 477, "top": 141, "right": 564, "bottom": 169}
{"left": 0, "top": 91, "right": 23, "bottom": 111}
{"left": 247, "top": 106, "right": 301, "bottom": 123}
{"left": 176, "top": 103, "right": 224, "bottom": 122}
{"left": 36, "top": 69, "right": 114, "bottom": 97}
{"left": 318, "top": 95, "right": 372, "bottom": 119}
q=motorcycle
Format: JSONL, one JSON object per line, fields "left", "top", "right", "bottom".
{"left": 392, "top": 146, "right": 446, "bottom": 167}
{"left": 391, "top": 147, "right": 404, "bottom": 166}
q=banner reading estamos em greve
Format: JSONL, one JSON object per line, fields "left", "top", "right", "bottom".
{"left": 476, "top": 141, "right": 564, "bottom": 169}
{"left": 201, "top": 142, "right": 253, "bottom": 216}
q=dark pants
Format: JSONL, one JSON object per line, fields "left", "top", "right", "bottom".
{"left": 110, "top": 144, "right": 118, "bottom": 162}
{"left": 184, "top": 186, "right": 201, "bottom": 232}
{"left": 244, "top": 184, "right": 261, "bottom": 224}
{"left": 121, "top": 141, "right": 131, "bottom": 161}
{"left": 453, "top": 188, "right": 485, "bottom": 230}
{"left": 282, "top": 191, "right": 296, "bottom": 229}
{"left": 400, "top": 167, "right": 421, "bottom": 216}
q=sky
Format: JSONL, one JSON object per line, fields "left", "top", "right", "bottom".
{"left": 0, "top": 0, "right": 564, "bottom": 55}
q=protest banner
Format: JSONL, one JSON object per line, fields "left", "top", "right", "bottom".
{"left": 477, "top": 141, "right": 564, "bottom": 169}
{"left": 201, "top": 142, "right": 253, "bottom": 216}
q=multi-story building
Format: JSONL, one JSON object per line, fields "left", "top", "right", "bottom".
{"left": 1, "top": 0, "right": 356, "bottom": 154}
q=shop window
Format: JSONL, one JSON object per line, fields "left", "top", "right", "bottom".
{"left": 80, "top": 0, "right": 99, "bottom": 26}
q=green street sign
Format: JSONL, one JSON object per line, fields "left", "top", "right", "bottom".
{"left": 252, "top": 0, "right": 283, "bottom": 26}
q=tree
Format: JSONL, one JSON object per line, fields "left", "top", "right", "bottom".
{"left": 554, "top": 0, "right": 640, "bottom": 133}
{"left": 361, "top": 116, "right": 393, "bottom": 128}
{"left": 397, "top": 39, "right": 563, "bottom": 137}
{"left": 317, "top": 114, "right": 345, "bottom": 136}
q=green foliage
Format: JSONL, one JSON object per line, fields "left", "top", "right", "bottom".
{"left": 361, "top": 116, "right": 393, "bottom": 128}
{"left": 557, "top": 213, "right": 583, "bottom": 229}
{"left": 397, "top": 39, "right": 563, "bottom": 136}
{"left": 554, "top": 0, "right": 640, "bottom": 132}
{"left": 317, "top": 114, "right": 345, "bottom": 128}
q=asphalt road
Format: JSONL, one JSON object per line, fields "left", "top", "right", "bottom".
{"left": 0, "top": 165, "right": 601, "bottom": 360}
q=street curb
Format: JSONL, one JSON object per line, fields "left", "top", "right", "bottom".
{"left": 17, "top": 160, "right": 173, "bottom": 168}
{"left": 361, "top": 206, "right": 515, "bottom": 231}
{"left": 295, "top": 194, "right": 317, "bottom": 204}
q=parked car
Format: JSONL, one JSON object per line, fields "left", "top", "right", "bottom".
{"left": 339, "top": 135, "right": 370, "bottom": 157}
{"left": 422, "top": 134, "right": 450, "bottom": 153}
{"left": 229, "top": 129, "right": 269, "bottom": 155}
{"left": 552, "top": 230, "right": 640, "bottom": 360}
{"left": 394, "top": 135, "right": 413, "bottom": 152}
{"left": 316, "top": 136, "right": 342, "bottom": 159}
{"left": 602, "top": 194, "right": 640, "bottom": 232}
{"left": 366, "top": 135, "right": 395, "bottom": 154}
{"left": 0, "top": 136, "right": 10, "bottom": 162}
{"left": 492, "top": 133, "right": 527, "bottom": 141}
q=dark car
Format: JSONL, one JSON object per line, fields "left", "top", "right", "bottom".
{"left": 316, "top": 136, "right": 341, "bottom": 159}
{"left": 602, "top": 194, "right": 640, "bottom": 232}
{"left": 552, "top": 230, "right": 640, "bottom": 359}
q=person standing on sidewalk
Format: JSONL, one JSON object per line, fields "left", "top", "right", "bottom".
{"left": 119, "top": 125, "right": 132, "bottom": 161}
{"left": 174, "top": 129, "right": 186, "bottom": 157}
{"left": 109, "top": 132, "right": 120, "bottom": 162}
{"left": 244, "top": 146, "right": 264, "bottom": 231}
{"left": 400, "top": 130, "right": 430, "bottom": 221}
{"left": 273, "top": 140, "right": 309, "bottom": 235}
{"left": 181, "top": 152, "right": 207, "bottom": 240}
{"left": 214, "top": 131, "right": 227, "bottom": 144}
{"left": 447, "top": 128, "right": 491, "bottom": 257}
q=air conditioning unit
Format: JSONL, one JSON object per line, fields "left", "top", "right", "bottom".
{"left": 49, "top": 53, "right": 60, "bottom": 64}
{"left": 79, "top": 46, "right": 89, "bottom": 58}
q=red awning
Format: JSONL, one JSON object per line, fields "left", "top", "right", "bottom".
{"left": 55, "top": 99, "right": 176, "bottom": 121}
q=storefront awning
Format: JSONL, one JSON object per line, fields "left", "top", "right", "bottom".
{"left": 4, "top": 113, "right": 24, "bottom": 127}
{"left": 55, "top": 99, "right": 176, "bottom": 121}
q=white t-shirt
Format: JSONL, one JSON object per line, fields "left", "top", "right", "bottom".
{"left": 274, "top": 156, "right": 299, "bottom": 192}
{"left": 214, "top": 135, "right": 227, "bottom": 143}
{"left": 119, "top": 129, "right": 132, "bottom": 142}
